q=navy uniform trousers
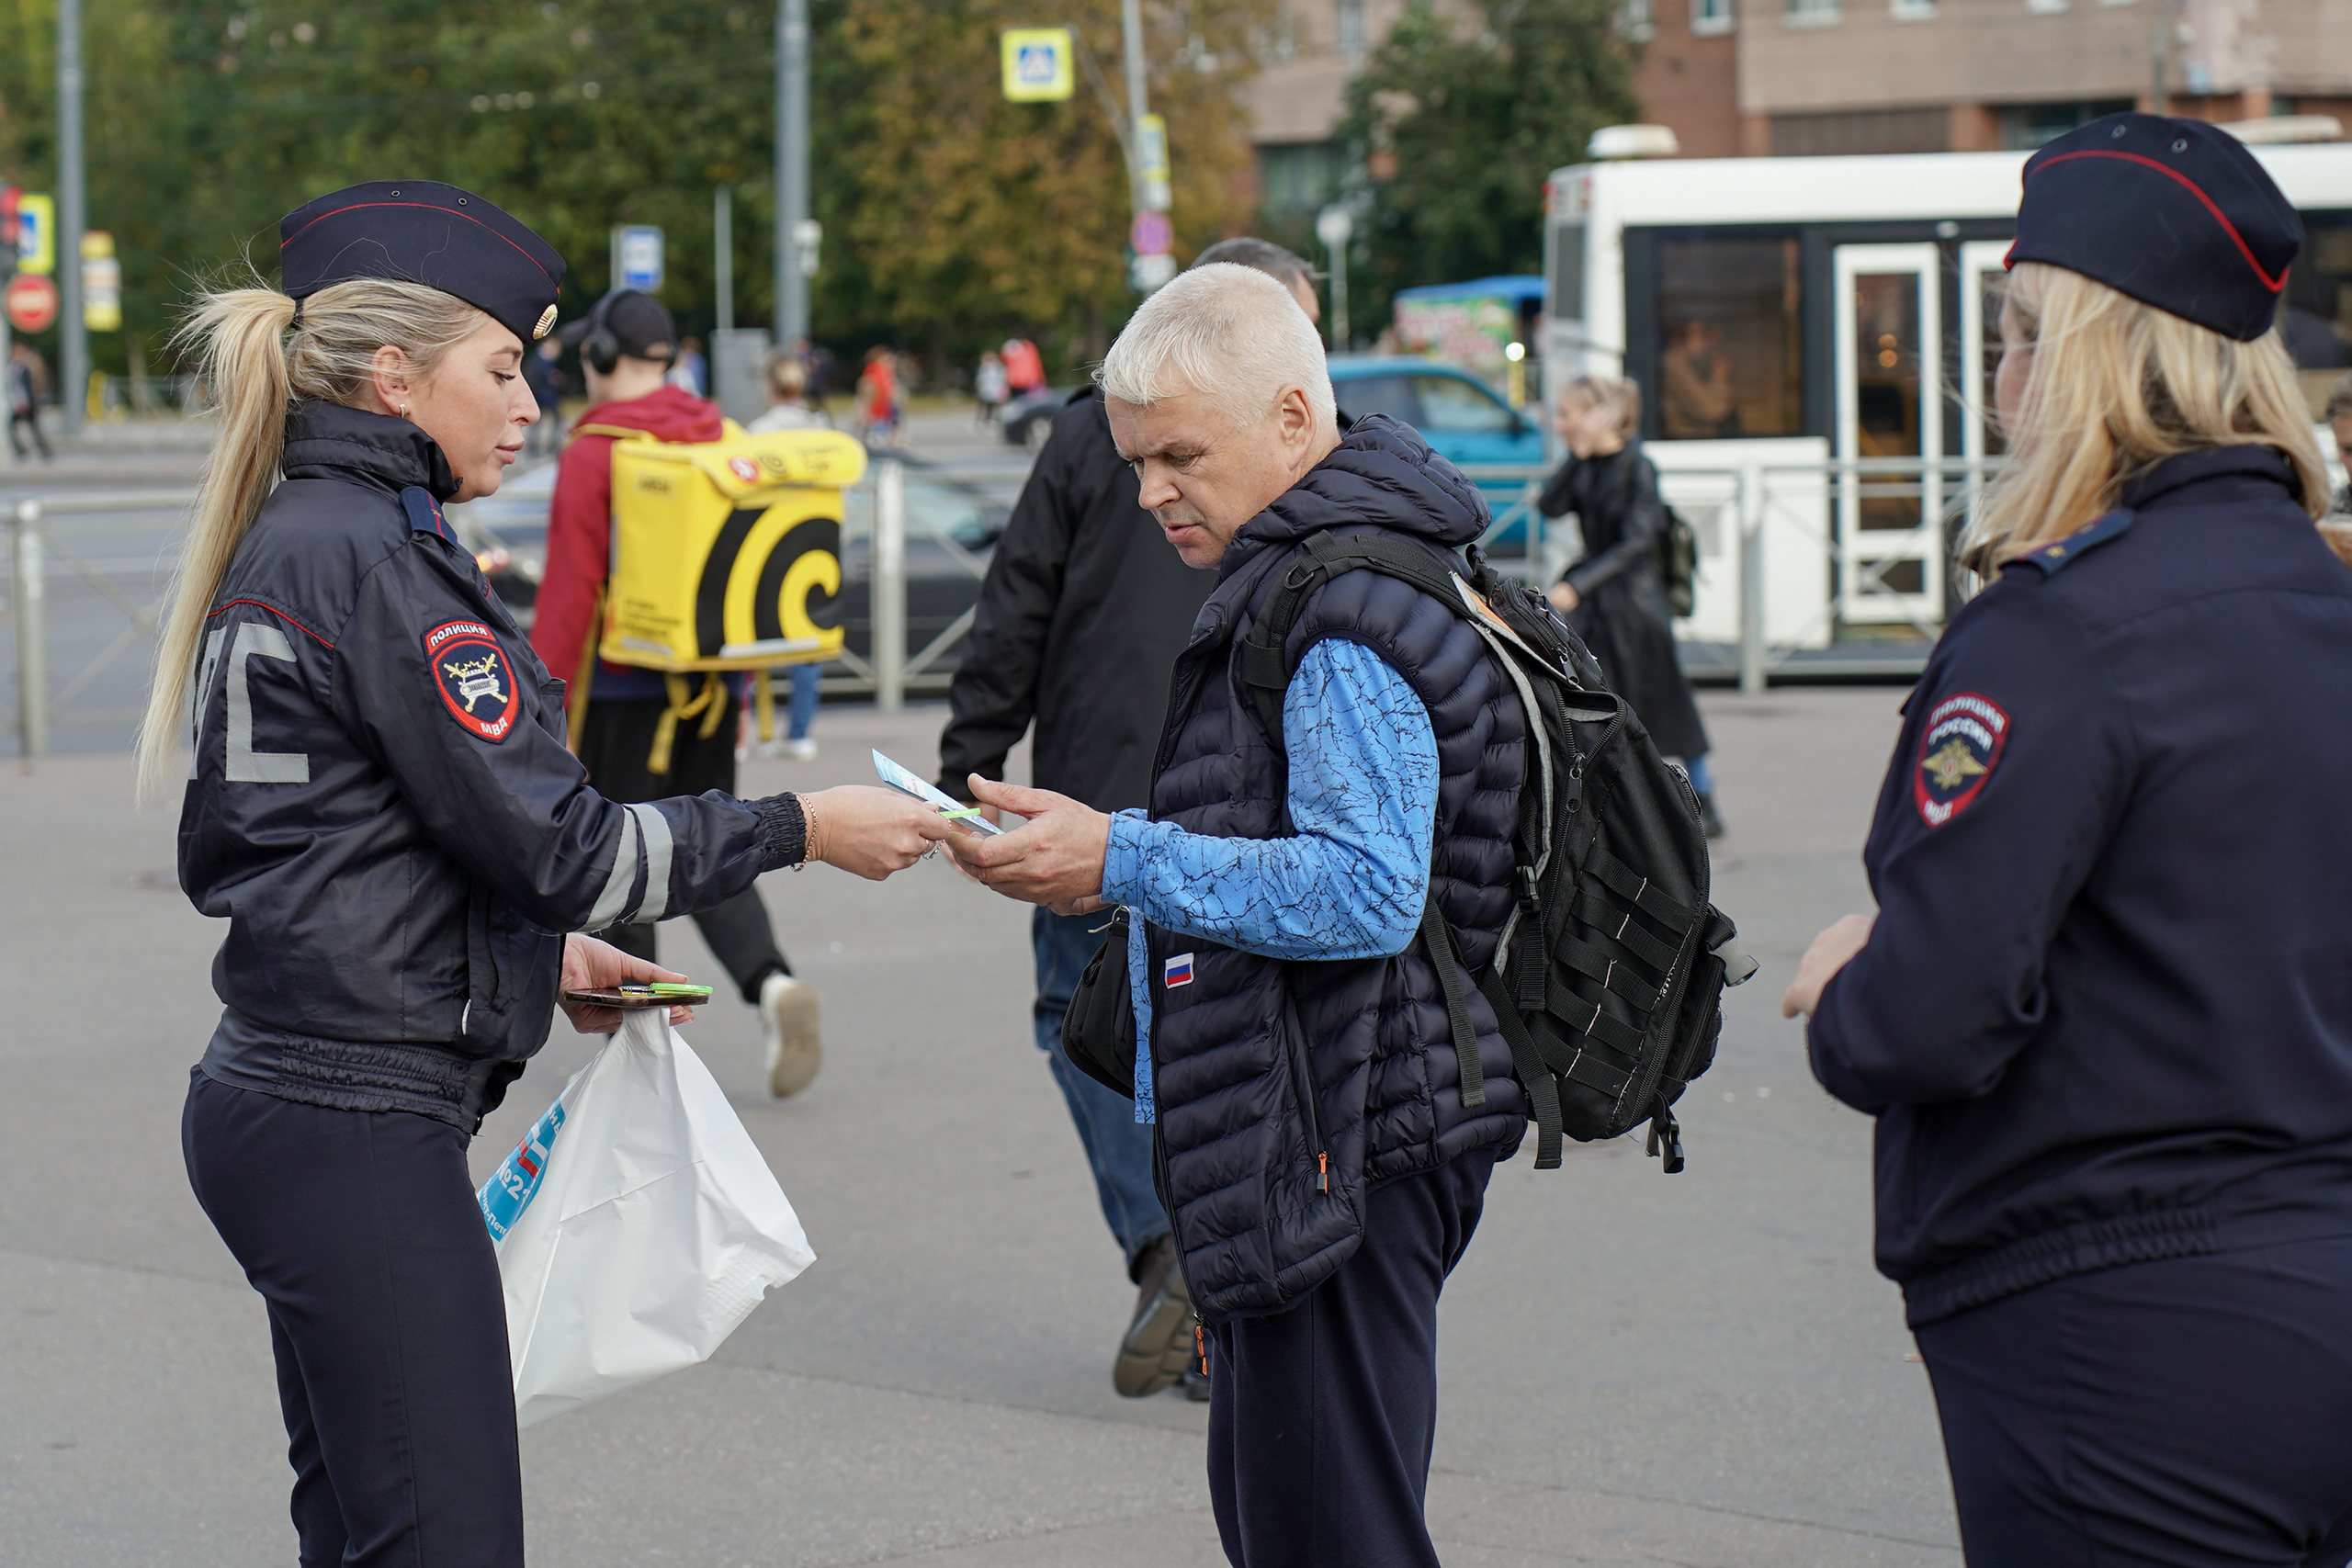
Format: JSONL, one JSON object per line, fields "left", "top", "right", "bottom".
{"left": 1206, "top": 1147, "right": 1498, "bottom": 1567}
{"left": 183, "top": 1070, "right": 523, "bottom": 1568}
{"left": 1917, "top": 1240, "right": 2352, "bottom": 1567}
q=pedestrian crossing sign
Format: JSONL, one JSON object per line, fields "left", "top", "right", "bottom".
{"left": 1001, "top": 28, "right": 1074, "bottom": 102}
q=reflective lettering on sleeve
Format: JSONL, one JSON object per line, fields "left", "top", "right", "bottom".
{"left": 225, "top": 623, "right": 311, "bottom": 784}
{"left": 188, "top": 627, "right": 227, "bottom": 778}
{"left": 583, "top": 807, "right": 644, "bottom": 932}
{"left": 628, "top": 804, "right": 674, "bottom": 923}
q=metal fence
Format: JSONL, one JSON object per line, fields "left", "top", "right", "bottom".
{"left": 6, "top": 453, "right": 1996, "bottom": 758}
{"left": 6, "top": 491, "right": 195, "bottom": 757}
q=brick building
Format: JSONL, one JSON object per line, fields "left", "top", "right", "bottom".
{"left": 1238, "top": 0, "right": 2351, "bottom": 211}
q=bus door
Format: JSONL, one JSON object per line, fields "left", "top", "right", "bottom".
{"left": 1956, "top": 241, "right": 2011, "bottom": 527}
{"left": 1832, "top": 243, "right": 1944, "bottom": 628}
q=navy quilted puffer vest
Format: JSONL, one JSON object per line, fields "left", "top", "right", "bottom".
{"left": 1145, "top": 417, "right": 1529, "bottom": 1321}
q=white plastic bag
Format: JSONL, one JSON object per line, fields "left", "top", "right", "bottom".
{"left": 478, "top": 1008, "right": 815, "bottom": 1428}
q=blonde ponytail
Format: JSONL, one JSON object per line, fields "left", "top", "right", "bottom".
{"left": 134, "top": 274, "right": 491, "bottom": 800}
{"left": 1961, "top": 262, "right": 2330, "bottom": 575}
{"left": 136, "top": 288, "right": 298, "bottom": 800}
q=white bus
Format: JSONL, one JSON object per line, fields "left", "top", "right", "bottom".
{"left": 1539, "top": 145, "right": 2352, "bottom": 659}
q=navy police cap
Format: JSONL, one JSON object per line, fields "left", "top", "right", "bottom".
{"left": 2007, "top": 113, "right": 2300, "bottom": 342}
{"left": 277, "top": 180, "right": 567, "bottom": 346}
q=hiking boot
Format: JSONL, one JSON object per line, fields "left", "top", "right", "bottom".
{"left": 761, "top": 972, "right": 823, "bottom": 1098}
{"left": 1114, "top": 1235, "right": 1194, "bottom": 1398}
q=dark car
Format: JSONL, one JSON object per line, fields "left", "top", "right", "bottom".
{"left": 996, "top": 386, "right": 1081, "bottom": 453}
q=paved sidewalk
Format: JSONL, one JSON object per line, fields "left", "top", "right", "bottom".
{"left": 0, "top": 692, "right": 1959, "bottom": 1566}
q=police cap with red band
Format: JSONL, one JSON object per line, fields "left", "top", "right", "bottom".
{"left": 277, "top": 180, "right": 567, "bottom": 346}
{"left": 2007, "top": 112, "right": 2301, "bottom": 342}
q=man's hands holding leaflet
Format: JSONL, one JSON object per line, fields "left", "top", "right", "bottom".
{"left": 944, "top": 775, "right": 1112, "bottom": 916}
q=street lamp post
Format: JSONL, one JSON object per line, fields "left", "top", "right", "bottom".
{"left": 57, "top": 0, "right": 86, "bottom": 436}
{"left": 1316, "top": 205, "right": 1351, "bottom": 352}
{"left": 775, "top": 0, "right": 810, "bottom": 347}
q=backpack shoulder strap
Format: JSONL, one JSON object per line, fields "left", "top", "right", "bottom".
{"left": 1235, "top": 529, "right": 1473, "bottom": 746}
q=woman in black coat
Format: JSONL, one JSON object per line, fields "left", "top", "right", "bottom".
{"left": 1538, "top": 376, "right": 1720, "bottom": 835}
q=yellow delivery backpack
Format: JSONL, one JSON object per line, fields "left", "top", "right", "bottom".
{"left": 574, "top": 423, "right": 865, "bottom": 773}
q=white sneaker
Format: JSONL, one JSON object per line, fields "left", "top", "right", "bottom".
{"left": 785, "top": 738, "right": 820, "bottom": 761}
{"left": 761, "top": 972, "right": 823, "bottom": 1098}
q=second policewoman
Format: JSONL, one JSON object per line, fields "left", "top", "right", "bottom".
{"left": 1782, "top": 117, "right": 2352, "bottom": 1563}
{"left": 142, "top": 183, "right": 952, "bottom": 1564}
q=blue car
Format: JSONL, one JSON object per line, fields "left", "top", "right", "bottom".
{"left": 1327, "top": 356, "right": 1549, "bottom": 543}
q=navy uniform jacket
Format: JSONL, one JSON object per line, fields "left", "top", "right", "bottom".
{"left": 180, "top": 402, "right": 802, "bottom": 1129}
{"left": 1808, "top": 445, "right": 2352, "bottom": 1326}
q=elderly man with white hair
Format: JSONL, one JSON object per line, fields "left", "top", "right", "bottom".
{"left": 949, "top": 263, "right": 1532, "bottom": 1567}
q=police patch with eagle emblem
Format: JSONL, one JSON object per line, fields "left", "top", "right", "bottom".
{"left": 424, "top": 620, "right": 518, "bottom": 741}
{"left": 1914, "top": 692, "right": 2008, "bottom": 827}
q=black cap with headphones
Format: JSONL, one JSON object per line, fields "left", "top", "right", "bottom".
{"left": 560, "top": 289, "right": 679, "bottom": 374}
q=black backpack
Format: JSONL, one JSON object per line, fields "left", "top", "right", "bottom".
{"left": 1235, "top": 529, "right": 1755, "bottom": 1172}
{"left": 1657, "top": 503, "right": 1699, "bottom": 619}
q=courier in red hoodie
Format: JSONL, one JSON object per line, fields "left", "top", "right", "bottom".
{"left": 534, "top": 288, "right": 825, "bottom": 1097}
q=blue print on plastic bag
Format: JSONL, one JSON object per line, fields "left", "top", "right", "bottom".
{"left": 479, "top": 1100, "right": 566, "bottom": 1241}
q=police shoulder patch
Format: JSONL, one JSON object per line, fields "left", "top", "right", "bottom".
{"left": 2016, "top": 508, "right": 2133, "bottom": 577}
{"left": 1914, "top": 691, "right": 2008, "bottom": 827}
{"left": 425, "top": 619, "right": 518, "bottom": 741}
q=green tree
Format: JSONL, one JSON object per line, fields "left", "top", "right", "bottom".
{"left": 0, "top": 0, "right": 1270, "bottom": 385}
{"left": 832, "top": 0, "right": 1268, "bottom": 376}
{"left": 1335, "top": 0, "right": 1637, "bottom": 335}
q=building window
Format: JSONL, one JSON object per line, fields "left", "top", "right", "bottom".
{"left": 1652, "top": 237, "right": 1804, "bottom": 440}
{"left": 1783, "top": 0, "right": 1841, "bottom": 26}
{"left": 1258, "top": 142, "right": 1341, "bottom": 213}
{"left": 2025, "top": 0, "right": 2067, "bottom": 13}
{"left": 1771, "top": 107, "right": 1946, "bottom": 155}
{"left": 1336, "top": 0, "right": 1368, "bottom": 60}
{"left": 1692, "top": 0, "right": 1735, "bottom": 34}
{"left": 1996, "top": 99, "right": 2134, "bottom": 149}
{"left": 1623, "top": 0, "right": 1657, "bottom": 40}
{"left": 1890, "top": 0, "right": 1936, "bottom": 17}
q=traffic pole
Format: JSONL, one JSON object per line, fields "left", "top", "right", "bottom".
{"left": 57, "top": 0, "right": 86, "bottom": 438}
{"left": 775, "top": 0, "right": 809, "bottom": 347}
{"left": 1121, "top": 0, "right": 1148, "bottom": 212}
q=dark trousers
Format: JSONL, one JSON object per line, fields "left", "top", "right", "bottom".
{"left": 578, "top": 693, "right": 789, "bottom": 1004}
{"left": 1917, "top": 1239, "right": 2352, "bottom": 1567}
{"left": 1205, "top": 1147, "right": 1498, "bottom": 1568}
{"left": 9, "top": 407, "right": 49, "bottom": 459}
{"left": 182, "top": 1071, "right": 523, "bottom": 1568}
{"left": 1032, "top": 907, "right": 1169, "bottom": 1276}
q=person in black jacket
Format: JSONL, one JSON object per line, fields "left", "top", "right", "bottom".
{"left": 140, "top": 183, "right": 949, "bottom": 1567}
{"left": 1782, "top": 116, "right": 2352, "bottom": 1565}
{"left": 1539, "top": 376, "right": 1721, "bottom": 836}
{"left": 935, "top": 238, "right": 1325, "bottom": 1401}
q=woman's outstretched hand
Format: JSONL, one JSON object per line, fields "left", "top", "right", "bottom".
{"left": 1781, "top": 914, "right": 1874, "bottom": 1021}
{"left": 560, "top": 931, "right": 697, "bottom": 1034}
{"left": 799, "top": 786, "right": 956, "bottom": 880}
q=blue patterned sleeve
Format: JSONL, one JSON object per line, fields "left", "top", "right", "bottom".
{"left": 1104, "top": 639, "right": 1439, "bottom": 958}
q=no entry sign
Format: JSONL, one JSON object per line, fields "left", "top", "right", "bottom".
{"left": 6, "top": 271, "right": 59, "bottom": 333}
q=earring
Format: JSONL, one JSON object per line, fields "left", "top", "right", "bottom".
{"left": 399, "top": 403, "right": 411, "bottom": 419}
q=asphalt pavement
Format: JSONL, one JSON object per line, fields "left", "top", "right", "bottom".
{"left": 0, "top": 686, "right": 1962, "bottom": 1567}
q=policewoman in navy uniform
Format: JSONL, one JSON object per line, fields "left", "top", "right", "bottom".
{"left": 1781, "top": 117, "right": 2352, "bottom": 1564}
{"left": 138, "top": 184, "right": 951, "bottom": 1565}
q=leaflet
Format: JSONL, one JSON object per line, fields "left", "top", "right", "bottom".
{"left": 872, "top": 749, "right": 1005, "bottom": 835}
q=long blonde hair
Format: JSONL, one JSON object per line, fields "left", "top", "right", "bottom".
{"left": 135, "top": 275, "right": 490, "bottom": 799}
{"left": 1962, "top": 261, "right": 2329, "bottom": 574}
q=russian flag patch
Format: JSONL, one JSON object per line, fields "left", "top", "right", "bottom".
{"left": 1164, "top": 953, "right": 1194, "bottom": 989}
